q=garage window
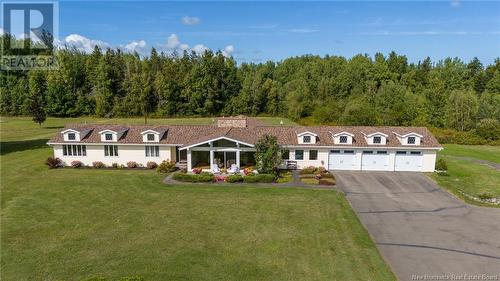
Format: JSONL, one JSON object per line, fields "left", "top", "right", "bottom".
{"left": 331, "top": 150, "right": 340, "bottom": 154}
{"left": 295, "top": 150, "right": 304, "bottom": 160}
{"left": 377, "top": 151, "right": 387, "bottom": 154}
{"left": 344, "top": 150, "right": 354, "bottom": 154}
{"left": 410, "top": 151, "right": 421, "bottom": 155}
{"left": 396, "top": 151, "right": 407, "bottom": 155}
{"left": 309, "top": 150, "right": 318, "bottom": 160}
{"left": 363, "top": 151, "right": 373, "bottom": 154}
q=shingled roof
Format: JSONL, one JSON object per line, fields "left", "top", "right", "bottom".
{"left": 48, "top": 122, "right": 441, "bottom": 148}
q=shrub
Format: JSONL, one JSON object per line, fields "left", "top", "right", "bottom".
{"left": 45, "top": 157, "right": 63, "bottom": 169}
{"left": 226, "top": 174, "right": 243, "bottom": 183}
{"left": 157, "top": 160, "right": 177, "bottom": 173}
{"left": 299, "top": 166, "right": 317, "bottom": 175}
{"left": 173, "top": 172, "right": 214, "bottom": 182}
{"left": 319, "top": 178, "right": 336, "bottom": 185}
{"left": 93, "top": 161, "right": 105, "bottom": 168}
{"left": 70, "top": 160, "right": 83, "bottom": 168}
{"left": 146, "top": 161, "right": 158, "bottom": 169}
{"left": 127, "top": 161, "right": 138, "bottom": 168}
{"left": 435, "top": 158, "right": 448, "bottom": 171}
{"left": 112, "top": 163, "right": 119, "bottom": 168}
{"left": 192, "top": 167, "right": 202, "bottom": 174}
{"left": 179, "top": 168, "right": 187, "bottom": 173}
{"left": 243, "top": 174, "right": 275, "bottom": 183}
{"left": 478, "top": 192, "right": 494, "bottom": 200}
{"left": 476, "top": 118, "right": 500, "bottom": 141}
{"left": 320, "top": 171, "right": 334, "bottom": 178}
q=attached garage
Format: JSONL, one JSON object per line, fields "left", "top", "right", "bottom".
{"left": 328, "top": 150, "right": 356, "bottom": 170}
{"left": 394, "top": 151, "right": 423, "bottom": 171}
{"left": 361, "top": 151, "right": 391, "bottom": 171}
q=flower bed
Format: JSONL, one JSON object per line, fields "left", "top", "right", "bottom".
{"left": 299, "top": 166, "right": 336, "bottom": 185}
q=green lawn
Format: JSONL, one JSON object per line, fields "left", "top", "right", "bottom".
{"left": 1, "top": 117, "right": 393, "bottom": 281}
{"left": 440, "top": 144, "right": 500, "bottom": 163}
{"left": 431, "top": 144, "right": 500, "bottom": 207}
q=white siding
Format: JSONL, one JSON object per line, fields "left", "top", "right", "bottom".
{"left": 290, "top": 149, "right": 329, "bottom": 169}
{"left": 422, "top": 150, "right": 437, "bottom": 172}
{"left": 53, "top": 144, "right": 173, "bottom": 167}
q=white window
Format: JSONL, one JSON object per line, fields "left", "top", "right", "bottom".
{"left": 63, "top": 145, "right": 86, "bottom": 156}
{"left": 339, "top": 135, "right": 348, "bottom": 143}
{"left": 373, "top": 136, "right": 382, "bottom": 144}
{"left": 147, "top": 134, "right": 155, "bottom": 141}
{"left": 295, "top": 150, "right": 304, "bottom": 160}
{"left": 145, "top": 145, "right": 160, "bottom": 157}
{"left": 303, "top": 136, "right": 311, "bottom": 143}
{"left": 309, "top": 150, "right": 318, "bottom": 160}
{"left": 104, "top": 145, "right": 118, "bottom": 156}
{"left": 68, "top": 133, "right": 76, "bottom": 140}
{"left": 407, "top": 136, "right": 416, "bottom": 144}
{"left": 105, "top": 133, "right": 113, "bottom": 141}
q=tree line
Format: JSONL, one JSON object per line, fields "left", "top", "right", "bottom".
{"left": 1, "top": 35, "right": 499, "bottom": 140}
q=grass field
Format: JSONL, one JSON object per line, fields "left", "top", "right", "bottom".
{"left": 431, "top": 144, "right": 500, "bottom": 207}
{"left": 1, "top": 117, "right": 394, "bottom": 281}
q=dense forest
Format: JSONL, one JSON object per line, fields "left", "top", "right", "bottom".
{"left": 1, "top": 35, "right": 499, "bottom": 142}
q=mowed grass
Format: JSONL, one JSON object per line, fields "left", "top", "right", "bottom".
{"left": 1, "top": 117, "right": 394, "bottom": 281}
{"left": 440, "top": 144, "right": 500, "bottom": 163}
{"left": 431, "top": 144, "right": 500, "bottom": 207}
{"left": 0, "top": 116, "right": 297, "bottom": 142}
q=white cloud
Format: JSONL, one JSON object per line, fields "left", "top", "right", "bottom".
{"left": 181, "top": 16, "right": 200, "bottom": 26}
{"left": 166, "top": 34, "right": 180, "bottom": 49}
{"left": 289, "top": 28, "right": 319, "bottom": 33}
{"left": 222, "top": 45, "right": 235, "bottom": 57}
{"left": 450, "top": 0, "right": 461, "bottom": 8}
{"left": 121, "top": 40, "right": 147, "bottom": 54}
{"left": 58, "top": 34, "right": 110, "bottom": 53}
{"left": 192, "top": 44, "right": 209, "bottom": 54}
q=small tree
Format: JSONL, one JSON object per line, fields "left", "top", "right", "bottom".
{"left": 255, "top": 134, "right": 281, "bottom": 175}
{"left": 28, "top": 71, "right": 47, "bottom": 126}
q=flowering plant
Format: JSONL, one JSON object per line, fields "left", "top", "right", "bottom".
{"left": 192, "top": 168, "right": 202, "bottom": 174}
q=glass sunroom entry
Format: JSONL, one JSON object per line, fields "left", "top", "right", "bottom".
{"left": 180, "top": 137, "right": 256, "bottom": 172}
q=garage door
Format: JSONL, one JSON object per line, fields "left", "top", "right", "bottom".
{"left": 361, "top": 151, "right": 390, "bottom": 171}
{"left": 394, "top": 151, "right": 423, "bottom": 171}
{"left": 328, "top": 150, "right": 356, "bottom": 170}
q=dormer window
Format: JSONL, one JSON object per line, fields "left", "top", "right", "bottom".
{"left": 105, "top": 133, "right": 113, "bottom": 141}
{"left": 297, "top": 131, "right": 317, "bottom": 144}
{"left": 340, "top": 136, "right": 348, "bottom": 143}
{"left": 147, "top": 134, "right": 155, "bottom": 141}
{"left": 373, "top": 136, "right": 381, "bottom": 144}
{"left": 68, "top": 133, "right": 76, "bottom": 140}
{"left": 407, "top": 136, "right": 416, "bottom": 144}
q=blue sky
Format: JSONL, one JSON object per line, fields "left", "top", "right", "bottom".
{"left": 56, "top": 1, "right": 500, "bottom": 64}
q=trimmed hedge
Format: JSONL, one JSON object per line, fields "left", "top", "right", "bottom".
{"left": 226, "top": 175, "right": 244, "bottom": 183}
{"left": 173, "top": 172, "right": 214, "bottom": 183}
{"left": 157, "top": 160, "right": 177, "bottom": 173}
{"left": 243, "top": 174, "right": 276, "bottom": 183}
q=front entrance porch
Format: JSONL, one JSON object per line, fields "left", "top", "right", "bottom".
{"left": 180, "top": 137, "right": 256, "bottom": 172}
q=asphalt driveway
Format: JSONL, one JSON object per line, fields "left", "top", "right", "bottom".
{"left": 334, "top": 171, "right": 500, "bottom": 281}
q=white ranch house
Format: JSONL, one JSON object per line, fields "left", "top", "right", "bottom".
{"left": 48, "top": 116, "right": 442, "bottom": 172}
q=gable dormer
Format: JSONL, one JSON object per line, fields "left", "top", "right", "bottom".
{"left": 61, "top": 129, "right": 81, "bottom": 141}
{"left": 99, "top": 127, "right": 128, "bottom": 142}
{"left": 394, "top": 132, "right": 423, "bottom": 145}
{"left": 61, "top": 128, "right": 92, "bottom": 142}
{"left": 297, "top": 131, "right": 317, "bottom": 144}
{"left": 363, "top": 132, "right": 388, "bottom": 145}
{"left": 332, "top": 131, "right": 354, "bottom": 145}
{"left": 141, "top": 129, "right": 161, "bottom": 142}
